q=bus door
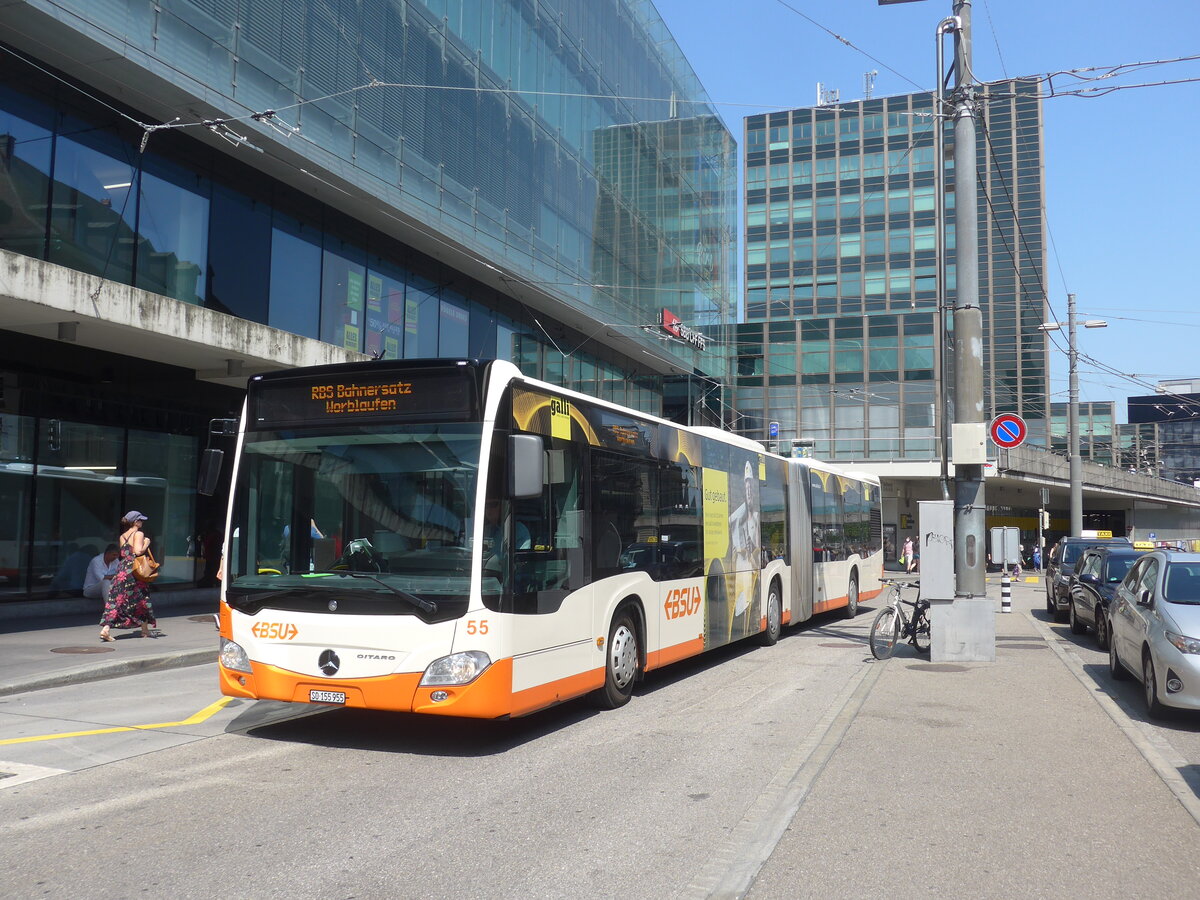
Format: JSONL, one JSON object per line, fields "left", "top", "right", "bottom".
{"left": 787, "top": 461, "right": 814, "bottom": 622}
{"left": 505, "top": 438, "right": 593, "bottom": 703}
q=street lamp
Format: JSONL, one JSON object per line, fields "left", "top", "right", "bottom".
{"left": 1039, "top": 292, "right": 1107, "bottom": 536}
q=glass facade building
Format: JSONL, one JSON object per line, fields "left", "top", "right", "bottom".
{"left": 737, "top": 81, "right": 1047, "bottom": 459}
{"left": 0, "top": 0, "right": 734, "bottom": 603}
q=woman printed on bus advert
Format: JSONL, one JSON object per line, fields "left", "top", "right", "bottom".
{"left": 99, "top": 511, "right": 157, "bottom": 641}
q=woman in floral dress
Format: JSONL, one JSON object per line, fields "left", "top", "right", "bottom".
{"left": 99, "top": 511, "right": 156, "bottom": 641}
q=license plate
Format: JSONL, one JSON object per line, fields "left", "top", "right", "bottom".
{"left": 309, "top": 690, "right": 346, "bottom": 705}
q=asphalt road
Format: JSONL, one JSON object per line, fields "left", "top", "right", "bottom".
{"left": 0, "top": 607, "right": 879, "bottom": 899}
{"left": 2, "top": 582, "right": 1197, "bottom": 899}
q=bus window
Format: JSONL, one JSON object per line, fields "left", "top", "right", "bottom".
{"left": 760, "top": 457, "right": 787, "bottom": 562}
{"left": 658, "top": 460, "right": 703, "bottom": 579}
{"left": 511, "top": 440, "right": 585, "bottom": 613}
{"left": 842, "top": 479, "right": 869, "bottom": 560}
{"left": 591, "top": 450, "right": 658, "bottom": 579}
{"left": 810, "top": 469, "right": 843, "bottom": 562}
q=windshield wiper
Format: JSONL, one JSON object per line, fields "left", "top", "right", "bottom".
{"left": 321, "top": 571, "right": 439, "bottom": 615}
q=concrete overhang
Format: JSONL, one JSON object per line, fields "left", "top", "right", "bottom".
{"left": 1, "top": 250, "right": 366, "bottom": 387}
{"left": 0, "top": 3, "right": 707, "bottom": 381}
{"left": 850, "top": 443, "right": 1200, "bottom": 512}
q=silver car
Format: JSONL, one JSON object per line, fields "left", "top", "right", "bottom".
{"left": 1108, "top": 550, "right": 1200, "bottom": 716}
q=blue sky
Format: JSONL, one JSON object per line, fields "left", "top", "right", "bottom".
{"left": 652, "top": 0, "right": 1200, "bottom": 411}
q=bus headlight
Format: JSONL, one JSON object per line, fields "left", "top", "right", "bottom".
{"left": 219, "top": 638, "right": 252, "bottom": 673}
{"left": 420, "top": 651, "right": 491, "bottom": 686}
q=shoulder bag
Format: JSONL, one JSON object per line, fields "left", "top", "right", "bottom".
{"left": 133, "top": 548, "right": 161, "bottom": 583}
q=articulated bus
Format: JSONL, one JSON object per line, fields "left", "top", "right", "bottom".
{"left": 214, "top": 359, "right": 882, "bottom": 717}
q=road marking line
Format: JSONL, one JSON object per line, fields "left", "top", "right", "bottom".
{"left": 1027, "top": 611, "right": 1200, "bottom": 828}
{"left": 0, "top": 696, "right": 235, "bottom": 745}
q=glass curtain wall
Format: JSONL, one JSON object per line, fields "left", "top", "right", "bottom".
{"left": 0, "top": 413, "right": 198, "bottom": 599}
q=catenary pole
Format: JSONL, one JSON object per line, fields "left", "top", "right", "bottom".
{"left": 951, "top": 0, "right": 986, "bottom": 597}
{"left": 1068, "top": 292, "right": 1083, "bottom": 536}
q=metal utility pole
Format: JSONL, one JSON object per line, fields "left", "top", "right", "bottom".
{"left": 1068, "top": 292, "right": 1083, "bottom": 536}
{"left": 1041, "top": 295, "right": 1105, "bottom": 537}
{"left": 950, "top": 0, "right": 986, "bottom": 598}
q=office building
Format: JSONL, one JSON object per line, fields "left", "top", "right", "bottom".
{"left": 1126, "top": 383, "right": 1200, "bottom": 485}
{"left": 0, "top": 0, "right": 735, "bottom": 602}
{"left": 736, "top": 80, "right": 1047, "bottom": 460}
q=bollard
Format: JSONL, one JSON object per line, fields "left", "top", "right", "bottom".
{"left": 1000, "top": 572, "right": 1012, "bottom": 613}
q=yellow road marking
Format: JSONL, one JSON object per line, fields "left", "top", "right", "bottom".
{"left": 0, "top": 696, "right": 235, "bottom": 745}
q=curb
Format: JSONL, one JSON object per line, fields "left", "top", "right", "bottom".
{"left": 1028, "top": 611, "right": 1200, "bottom": 828}
{"left": 0, "top": 647, "right": 217, "bottom": 698}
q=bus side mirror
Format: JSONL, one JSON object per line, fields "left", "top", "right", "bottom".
{"left": 198, "top": 448, "right": 224, "bottom": 496}
{"left": 509, "top": 434, "right": 544, "bottom": 498}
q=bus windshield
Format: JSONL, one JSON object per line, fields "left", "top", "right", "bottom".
{"left": 227, "top": 423, "right": 485, "bottom": 619}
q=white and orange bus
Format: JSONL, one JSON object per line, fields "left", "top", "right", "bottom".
{"left": 213, "top": 359, "right": 882, "bottom": 717}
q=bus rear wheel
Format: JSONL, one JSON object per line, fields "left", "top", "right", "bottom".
{"left": 758, "top": 582, "right": 782, "bottom": 646}
{"left": 593, "top": 609, "right": 640, "bottom": 709}
{"left": 844, "top": 574, "right": 859, "bottom": 619}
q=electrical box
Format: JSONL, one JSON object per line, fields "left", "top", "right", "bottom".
{"left": 918, "top": 500, "right": 954, "bottom": 601}
{"left": 952, "top": 422, "right": 988, "bottom": 465}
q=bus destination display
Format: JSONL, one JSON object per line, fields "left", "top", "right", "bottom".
{"left": 250, "top": 370, "right": 475, "bottom": 428}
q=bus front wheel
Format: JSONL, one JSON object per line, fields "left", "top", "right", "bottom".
{"left": 844, "top": 574, "right": 859, "bottom": 619}
{"left": 593, "top": 609, "right": 640, "bottom": 709}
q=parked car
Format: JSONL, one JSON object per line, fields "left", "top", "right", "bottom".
{"left": 1046, "top": 536, "right": 1132, "bottom": 622}
{"left": 1108, "top": 550, "right": 1200, "bottom": 717}
{"left": 1067, "top": 546, "right": 1145, "bottom": 648}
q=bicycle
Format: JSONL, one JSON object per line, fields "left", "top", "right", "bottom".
{"left": 869, "top": 578, "right": 932, "bottom": 659}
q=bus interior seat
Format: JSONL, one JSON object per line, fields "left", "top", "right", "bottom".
{"left": 312, "top": 538, "right": 337, "bottom": 571}
{"left": 596, "top": 522, "right": 622, "bottom": 571}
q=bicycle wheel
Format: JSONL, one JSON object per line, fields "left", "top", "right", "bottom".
{"left": 869, "top": 605, "right": 901, "bottom": 660}
{"left": 911, "top": 607, "right": 932, "bottom": 654}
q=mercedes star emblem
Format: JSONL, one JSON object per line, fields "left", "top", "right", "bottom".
{"left": 318, "top": 649, "right": 341, "bottom": 676}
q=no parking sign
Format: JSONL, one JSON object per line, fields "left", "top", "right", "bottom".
{"left": 990, "top": 413, "right": 1027, "bottom": 449}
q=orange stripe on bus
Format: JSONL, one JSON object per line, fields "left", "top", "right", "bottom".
{"left": 812, "top": 584, "right": 884, "bottom": 615}
{"left": 509, "top": 665, "right": 606, "bottom": 718}
{"left": 646, "top": 635, "right": 705, "bottom": 672}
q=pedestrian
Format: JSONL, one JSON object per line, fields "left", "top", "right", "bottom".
{"left": 902, "top": 535, "right": 914, "bottom": 573}
{"left": 1032, "top": 544, "right": 1042, "bottom": 570}
{"left": 82, "top": 544, "right": 119, "bottom": 601}
{"left": 99, "top": 511, "right": 157, "bottom": 642}
{"left": 913, "top": 536, "right": 920, "bottom": 573}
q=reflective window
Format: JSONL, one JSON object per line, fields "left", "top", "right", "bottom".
{"left": 320, "top": 238, "right": 367, "bottom": 351}
{"left": 135, "top": 159, "right": 209, "bottom": 305}
{"left": 48, "top": 131, "right": 137, "bottom": 284}
{"left": 35, "top": 420, "right": 125, "bottom": 594}
{"left": 364, "top": 260, "right": 407, "bottom": 359}
{"left": 404, "top": 274, "right": 441, "bottom": 358}
{"left": 0, "top": 89, "right": 54, "bottom": 258}
{"left": 438, "top": 293, "right": 470, "bottom": 356}
{"left": 208, "top": 184, "right": 270, "bottom": 322}
{"left": 126, "top": 429, "right": 197, "bottom": 584}
{"left": 268, "top": 214, "right": 321, "bottom": 338}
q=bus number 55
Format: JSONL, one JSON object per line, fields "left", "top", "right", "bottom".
{"left": 466, "top": 620, "right": 489, "bottom": 636}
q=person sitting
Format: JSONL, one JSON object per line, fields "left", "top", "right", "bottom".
{"left": 83, "top": 544, "right": 120, "bottom": 600}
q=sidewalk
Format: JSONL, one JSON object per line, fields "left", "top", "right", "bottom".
{"left": 0, "top": 589, "right": 220, "bottom": 697}
{"left": 745, "top": 578, "right": 1200, "bottom": 898}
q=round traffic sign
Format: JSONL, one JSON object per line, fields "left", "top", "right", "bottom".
{"left": 990, "top": 413, "right": 1027, "bottom": 448}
